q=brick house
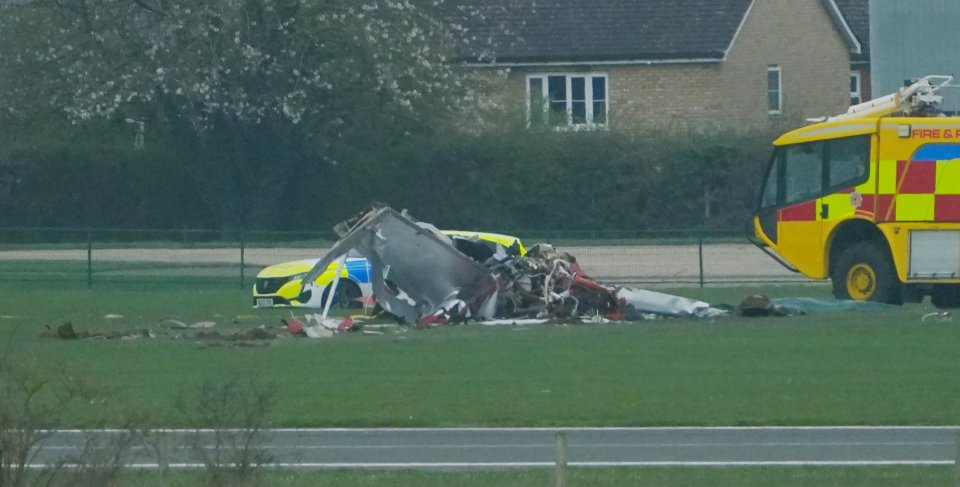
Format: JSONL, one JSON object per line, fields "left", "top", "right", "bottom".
{"left": 835, "top": 0, "right": 871, "bottom": 104}
{"left": 463, "top": 0, "right": 865, "bottom": 133}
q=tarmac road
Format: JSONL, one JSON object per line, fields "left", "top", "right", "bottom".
{"left": 30, "top": 427, "right": 959, "bottom": 468}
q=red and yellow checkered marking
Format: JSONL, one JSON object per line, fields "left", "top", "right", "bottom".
{"left": 875, "top": 159, "right": 960, "bottom": 221}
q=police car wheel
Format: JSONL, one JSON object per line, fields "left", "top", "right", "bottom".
{"left": 320, "top": 280, "right": 364, "bottom": 310}
{"left": 831, "top": 241, "right": 902, "bottom": 305}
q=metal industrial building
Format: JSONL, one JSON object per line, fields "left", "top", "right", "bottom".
{"left": 870, "top": 0, "right": 960, "bottom": 113}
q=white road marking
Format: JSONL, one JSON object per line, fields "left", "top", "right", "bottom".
{"left": 48, "top": 425, "right": 960, "bottom": 434}
{"left": 30, "top": 460, "right": 953, "bottom": 469}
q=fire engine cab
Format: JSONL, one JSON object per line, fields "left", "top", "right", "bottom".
{"left": 752, "top": 75, "right": 960, "bottom": 306}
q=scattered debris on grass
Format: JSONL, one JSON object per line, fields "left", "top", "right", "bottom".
{"left": 56, "top": 322, "right": 78, "bottom": 339}
{"left": 40, "top": 321, "right": 309, "bottom": 346}
{"left": 736, "top": 294, "right": 797, "bottom": 317}
{"left": 196, "top": 326, "right": 276, "bottom": 341}
{"left": 297, "top": 206, "right": 727, "bottom": 333}
{"left": 38, "top": 207, "right": 913, "bottom": 345}
{"left": 282, "top": 317, "right": 306, "bottom": 336}
{"left": 479, "top": 318, "right": 550, "bottom": 326}
{"left": 159, "top": 318, "right": 189, "bottom": 329}
{"left": 42, "top": 322, "right": 157, "bottom": 340}
{"left": 922, "top": 311, "right": 952, "bottom": 322}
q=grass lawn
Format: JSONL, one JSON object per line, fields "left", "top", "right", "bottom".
{"left": 96, "top": 466, "right": 949, "bottom": 487}
{"left": 0, "top": 281, "right": 956, "bottom": 428}
{"left": 280, "top": 466, "right": 957, "bottom": 487}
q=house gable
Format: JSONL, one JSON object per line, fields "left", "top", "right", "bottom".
{"left": 833, "top": 0, "right": 870, "bottom": 63}
{"left": 719, "top": 0, "right": 853, "bottom": 127}
{"left": 476, "top": 0, "right": 855, "bottom": 132}
{"left": 820, "top": 0, "right": 863, "bottom": 57}
{"left": 463, "top": 0, "right": 862, "bottom": 66}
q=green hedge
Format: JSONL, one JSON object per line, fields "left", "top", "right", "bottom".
{"left": 0, "top": 114, "right": 773, "bottom": 232}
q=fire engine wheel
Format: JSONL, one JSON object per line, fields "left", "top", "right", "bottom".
{"left": 831, "top": 242, "right": 902, "bottom": 305}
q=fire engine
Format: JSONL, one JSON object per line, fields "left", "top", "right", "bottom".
{"left": 752, "top": 75, "right": 960, "bottom": 306}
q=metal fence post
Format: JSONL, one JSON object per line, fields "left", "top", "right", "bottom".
{"left": 954, "top": 431, "right": 960, "bottom": 485}
{"left": 240, "top": 230, "right": 246, "bottom": 289}
{"left": 554, "top": 430, "right": 567, "bottom": 487}
{"left": 86, "top": 228, "right": 93, "bottom": 289}
{"left": 698, "top": 234, "right": 705, "bottom": 288}
{"left": 157, "top": 429, "right": 169, "bottom": 487}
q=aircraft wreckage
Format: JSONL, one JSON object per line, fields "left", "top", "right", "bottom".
{"left": 299, "top": 206, "right": 725, "bottom": 327}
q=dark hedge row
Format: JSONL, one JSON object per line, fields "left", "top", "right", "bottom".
{"left": 0, "top": 116, "right": 773, "bottom": 233}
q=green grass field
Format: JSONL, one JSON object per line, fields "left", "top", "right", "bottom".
{"left": 115, "top": 466, "right": 955, "bottom": 487}
{"left": 0, "top": 280, "right": 955, "bottom": 428}
{"left": 2, "top": 280, "right": 957, "bottom": 485}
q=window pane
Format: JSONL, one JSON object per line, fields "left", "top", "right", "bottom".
{"left": 592, "top": 76, "right": 607, "bottom": 124}
{"left": 768, "top": 92, "right": 780, "bottom": 111}
{"left": 528, "top": 78, "right": 546, "bottom": 127}
{"left": 572, "top": 101, "right": 586, "bottom": 124}
{"left": 571, "top": 77, "right": 585, "bottom": 101}
{"left": 571, "top": 78, "right": 586, "bottom": 124}
{"left": 829, "top": 136, "right": 870, "bottom": 188}
{"left": 784, "top": 142, "right": 823, "bottom": 204}
{"left": 592, "top": 76, "right": 606, "bottom": 101}
{"left": 760, "top": 153, "right": 780, "bottom": 209}
{"left": 850, "top": 73, "right": 861, "bottom": 105}
{"left": 548, "top": 76, "right": 566, "bottom": 103}
{"left": 593, "top": 101, "right": 606, "bottom": 124}
{"left": 548, "top": 76, "right": 567, "bottom": 126}
{"left": 768, "top": 68, "right": 781, "bottom": 112}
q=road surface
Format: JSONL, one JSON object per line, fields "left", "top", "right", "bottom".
{"left": 32, "top": 426, "right": 959, "bottom": 469}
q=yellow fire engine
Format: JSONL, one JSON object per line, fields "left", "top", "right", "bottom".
{"left": 752, "top": 75, "right": 960, "bottom": 306}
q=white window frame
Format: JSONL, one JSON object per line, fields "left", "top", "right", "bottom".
{"left": 767, "top": 66, "right": 782, "bottom": 115}
{"left": 850, "top": 71, "right": 862, "bottom": 105}
{"left": 526, "top": 73, "right": 609, "bottom": 130}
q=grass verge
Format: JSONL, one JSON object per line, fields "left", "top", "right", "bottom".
{"left": 0, "top": 281, "right": 955, "bottom": 428}
{"left": 105, "top": 466, "right": 957, "bottom": 487}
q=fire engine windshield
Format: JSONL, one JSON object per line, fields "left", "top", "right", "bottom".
{"left": 758, "top": 135, "right": 870, "bottom": 211}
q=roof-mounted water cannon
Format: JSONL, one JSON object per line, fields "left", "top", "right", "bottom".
{"left": 898, "top": 75, "right": 953, "bottom": 115}
{"left": 809, "top": 75, "right": 956, "bottom": 123}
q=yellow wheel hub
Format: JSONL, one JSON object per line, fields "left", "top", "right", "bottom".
{"left": 846, "top": 263, "right": 877, "bottom": 301}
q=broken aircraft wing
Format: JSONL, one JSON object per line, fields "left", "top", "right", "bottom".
{"left": 299, "top": 207, "right": 498, "bottom": 324}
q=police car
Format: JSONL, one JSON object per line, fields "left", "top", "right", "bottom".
{"left": 252, "top": 231, "right": 525, "bottom": 308}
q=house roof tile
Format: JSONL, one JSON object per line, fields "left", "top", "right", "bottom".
{"left": 462, "top": 0, "right": 753, "bottom": 64}
{"left": 462, "top": 0, "right": 868, "bottom": 65}
{"left": 833, "top": 0, "right": 869, "bottom": 61}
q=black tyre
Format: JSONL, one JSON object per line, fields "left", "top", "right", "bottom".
{"left": 932, "top": 285, "right": 960, "bottom": 308}
{"left": 320, "top": 280, "right": 364, "bottom": 310}
{"left": 831, "top": 241, "right": 902, "bottom": 305}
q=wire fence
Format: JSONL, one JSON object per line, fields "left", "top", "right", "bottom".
{"left": 0, "top": 227, "right": 806, "bottom": 288}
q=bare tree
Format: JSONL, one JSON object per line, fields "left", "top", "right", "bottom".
{"left": 177, "top": 378, "right": 277, "bottom": 487}
{"left": 0, "top": 357, "right": 85, "bottom": 487}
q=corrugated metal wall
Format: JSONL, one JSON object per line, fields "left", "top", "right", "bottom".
{"left": 870, "top": 0, "right": 960, "bottom": 113}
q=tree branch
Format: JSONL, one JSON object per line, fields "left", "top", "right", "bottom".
{"left": 129, "top": 0, "right": 165, "bottom": 16}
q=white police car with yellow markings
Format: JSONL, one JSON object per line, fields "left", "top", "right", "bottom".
{"left": 252, "top": 231, "right": 525, "bottom": 309}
